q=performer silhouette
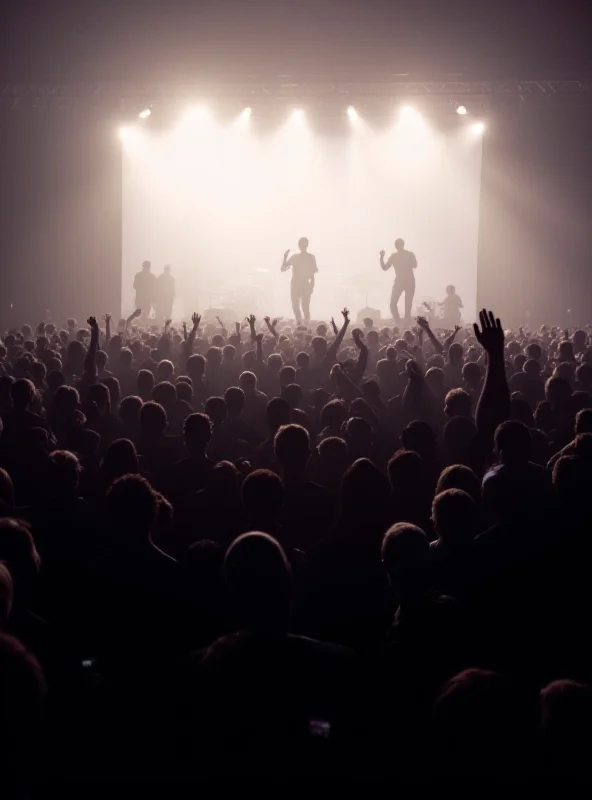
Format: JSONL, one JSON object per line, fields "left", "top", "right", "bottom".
{"left": 380, "top": 238, "right": 417, "bottom": 323}
{"left": 281, "top": 237, "right": 318, "bottom": 324}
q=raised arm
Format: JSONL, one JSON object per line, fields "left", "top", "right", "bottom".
{"left": 83, "top": 316, "right": 99, "bottom": 381}
{"left": 280, "top": 249, "right": 291, "bottom": 273}
{"left": 184, "top": 312, "right": 201, "bottom": 360}
{"left": 126, "top": 308, "right": 141, "bottom": 331}
{"left": 351, "top": 328, "right": 369, "bottom": 383}
{"left": 473, "top": 309, "right": 510, "bottom": 445}
{"left": 379, "top": 250, "right": 390, "bottom": 272}
{"left": 444, "top": 325, "right": 461, "bottom": 352}
{"left": 325, "top": 308, "right": 350, "bottom": 363}
{"left": 417, "top": 316, "right": 443, "bottom": 355}
{"left": 264, "top": 316, "right": 279, "bottom": 340}
{"left": 104, "top": 313, "right": 112, "bottom": 345}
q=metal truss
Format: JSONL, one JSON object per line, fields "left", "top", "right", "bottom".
{"left": 1, "top": 76, "right": 591, "bottom": 115}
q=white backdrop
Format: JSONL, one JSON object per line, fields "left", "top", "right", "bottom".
{"left": 121, "top": 111, "right": 483, "bottom": 323}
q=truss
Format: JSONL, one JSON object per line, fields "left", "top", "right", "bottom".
{"left": 1, "top": 76, "right": 591, "bottom": 114}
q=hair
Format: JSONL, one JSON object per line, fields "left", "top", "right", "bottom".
{"left": 100, "top": 439, "right": 139, "bottom": 488}
{"left": 265, "top": 396, "right": 291, "bottom": 433}
{"left": 224, "top": 386, "right": 246, "bottom": 414}
{"left": 105, "top": 474, "right": 158, "bottom": 535}
{"left": 140, "top": 401, "right": 167, "bottom": 435}
{"left": 432, "top": 489, "right": 477, "bottom": 547}
{"left": 242, "top": 469, "right": 284, "bottom": 521}
{"left": 119, "top": 395, "right": 143, "bottom": 427}
{"left": 183, "top": 412, "right": 212, "bottom": 450}
{"left": 46, "top": 450, "right": 81, "bottom": 495}
{"left": 11, "top": 378, "right": 35, "bottom": 410}
{"left": 495, "top": 419, "right": 531, "bottom": 463}
{"left": 436, "top": 464, "right": 481, "bottom": 504}
{"left": 239, "top": 370, "right": 257, "bottom": 392}
{"left": 320, "top": 399, "right": 347, "bottom": 430}
{"left": 274, "top": 423, "right": 310, "bottom": 466}
{"left": 204, "top": 396, "right": 227, "bottom": 425}
{"left": 445, "top": 388, "right": 472, "bottom": 418}
{"left": 152, "top": 381, "right": 177, "bottom": 410}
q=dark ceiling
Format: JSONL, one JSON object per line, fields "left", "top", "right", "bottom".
{"left": 1, "top": 0, "right": 591, "bottom": 82}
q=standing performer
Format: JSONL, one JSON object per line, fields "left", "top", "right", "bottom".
{"left": 156, "top": 264, "right": 176, "bottom": 322}
{"left": 438, "top": 284, "right": 463, "bottom": 328}
{"left": 379, "top": 238, "right": 417, "bottom": 324}
{"left": 281, "top": 237, "right": 318, "bottom": 325}
{"left": 133, "top": 260, "right": 156, "bottom": 320}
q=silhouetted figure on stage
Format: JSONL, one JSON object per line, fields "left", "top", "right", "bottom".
{"left": 133, "top": 260, "right": 156, "bottom": 321}
{"left": 156, "top": 264, "right": 176, "bottom": 323}
{"left": 380, "top": 237, "right": 417, "bottom": 323}
{"left": 439, "top": 284, "right": 463, "bottom": 329}
{"left": 281, "top": 237, "right": 318, "bottom": 325}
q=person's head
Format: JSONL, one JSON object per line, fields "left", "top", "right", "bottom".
{"left": 540, "top": 679, "right": 592, "bottom": 778}
{"left": 163, "top": 264, "right": 171, "bottom": 275}
{"left": 119, "top": 395, "right": 142, "bottom": 430}
{"left": 28, "top": 361, "right": 46, "bottom": 385}
{"left": 297, "top": 236, "right": 309, "bottom": 252}
{"left": 46, "top": 370, "right": 65, "bottom": 394}
{"left": 183, "top": 412, "right": 212, "bottom": 456}
{"left": 137, "top": 369, "right": 155, "bottom": 400}
{"left": 381, "top": 522, "right": 430, "bottom": 598}
{"left": 87, "top": 382, "right": 111, "bottom": 415}
{"left": 100, "top": 438, "right": 139, "bottom": 489}
{"left": 267, "top": 352, "right": 283, "bottom": 376}
{"left": 311, "top": 336, "right": 328, "bottom": 357}
{"left": 106, "top": 474, "right": 158, "bottom": 539}
{"left": 204, "top": 396, "right": 227, "bottom": 426}
{"left": 400, "top": 420, "right": 437, "bottom": 463}
{"left": 151, "top": 381, "right": 177, "bottom": 412}
{"left": 558, "top": 340, "right": 574, "bottom": 362}
{"left": 446, "top": 284, "right": 456, "bottom": 296}
{"left": 265, "top": 396, "right": 291, "bottom": 436}
{"left": 0, "top": 563, "right": 13, "bottom": 626}
{"left": 525, "top": 341, "right": 542, "bottom": 361}
{"left": 0, "top": 468, "right": 15, "bottom": 510}
{"left": 95, "top": 349, "right": 108, "bottom": 372}
{"left": 280, "top": 383, "right": 303, "bottom": 411}
{"left": 514, "top": 353, "right": 527, "bottom": 373}
{"left": 102, "top": 376, "right": 121, "bottom": 411}
{"left": 317, "top": 436, "right": 348, "bottom": 486}
{"left": 242, "top": 469, "right": 284, "bottom": 525}
{"left": 344, "top": 416, "right": 373, "bottom": 451}
{"left": 576, "top": 363, "right": 592, "bottom": 391}
{"left": 53, "top": 384, "right": 79, "bottom": 416}
{"left": 494, "top": 419, "right": 531, "bottom": 464}
{"left": 186, "top": 353, "right": 206, "bottom": 380}
{"left": 175, "top": 378, "right": 193, "bottom": 405}
{"left": 296, "top": 351, "right": 310, "bottom": 370}
{"left": 222, "top": 344, "right": 235, "bottom": 363}
{"left": 448, "top": 342, "right": 464, "bottom": 367}
{"left": 432, "top": 489, "right": 477, "bottom": 548}
{"left": 278, "top": 366, "right": 295, "bottom": 390}
{"left": 394, "top": 237, "right": 404, "bottom": 251}
{"left": 0, "top": 518, "right": 40, "bottom": 608}
{"left": 274, "top": 424, "right": 310, "bottom": 473}
{"left": 206, "top": 460, "right": 242, "bottom": 501}
{"left": 223, "top": 386, "right": 245, "bottom": 416}
{"left": 575, "top": 407, "right": 592, "bottom": 435}
{"left": 142, "top": 260, "right": 151, "bottom": 272}
{"left": 239, "top": 370, "right": 257, "bottom": 393}
{"left": 45, "top": 450, "right": 81, "bottom": 499}
{"left": 206, "top": 347, "right": 223, "bottom": 368}
{"left": 225, "top": 532, "right": 291, "bottom": 631}
{"left": 320, "top": 399, "right": 347, "bottom": 432}
{"left": 552, "top": 455, "right": 592, "bottom": 516}
{"left": 388, "top": 449, "right": 425, "bottom": 495}
{"left": 140, "top": 401, "right": 167, "bottom": 436}
{"left": 11, "top": 378, "right": 35, "bottom": 411}
{"left": 155, "top": 359, "right": 174, "bottom": 383}
{"left": 523, "top": 358, "right": 541, "bottom": 378}
{"left": 425, "top": 367, "right": 445, "bottom": 394}
{"left": 339, "top": 458, "right": 389, "bottom": 524}
{"left": 444, "top": 388, "right": 472, "bottom": 419}
{"left": 436, "top": 464, "right": 481, "bottom": 504}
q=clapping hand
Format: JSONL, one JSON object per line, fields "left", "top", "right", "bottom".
{"left": 473, "top": 309, "right": 504, "bottom": 355}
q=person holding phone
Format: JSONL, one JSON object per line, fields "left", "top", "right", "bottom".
{"left": 281, "top": 237, "right": 318, "bottom": 325}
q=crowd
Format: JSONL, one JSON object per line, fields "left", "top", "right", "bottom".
{"left": 1, "top": 305, "right": 592, "bottom": 787}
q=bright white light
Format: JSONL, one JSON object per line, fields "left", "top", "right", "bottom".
{"left": 119, "top": 127, "right": 135, "bottom": 143}
{"left": 240, "top": 107, "right": 252, "bottom": 120}
{"left": 139, "top": 108, "right": 151, "bottom": 120}
{"left": 347, "top": 105, "right": 358, "bottom": 121}
{"left": 401, "top": 105, "right": 419, "bottom": 119}
{"left": 292, "top": 108, "right": 305, "bottom": 122}
{"left": 471, "top": 121, "right": 485, "bottom": 135}
{"left": 182, "top": 106, "right": 209, "bottom": 125}
{"left": 456, "top": 105, "right": 467, "bottom": 116}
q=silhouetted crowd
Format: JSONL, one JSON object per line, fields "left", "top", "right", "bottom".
{"left": 2, "top": 308, "right": 592, "bottom": 788}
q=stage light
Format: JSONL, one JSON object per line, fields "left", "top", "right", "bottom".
{"left": 138, "top": 108, "right": 151, "bottom": 120}
{"left": 292, "top": 108, "right": 305, "bottom": 122}
{"left": 471, "top": 121, "right": 485, "bottom": 135}
{"left": 182, "top": 106, "right": 209, "bottom": 124}
{"left": 118, "top": 127, "right": 134, "bottom": 142}
{"left": 456, "top": 105, "right": 467, "bottom": 116}
{"left": 400, "top": 105, "right": 418, "bottom": 119}
{"left": 347, "top": 106, "right": 358, "bottom": 121}
{"left": 240, "top": 107, "right": 252, "bottom": 120}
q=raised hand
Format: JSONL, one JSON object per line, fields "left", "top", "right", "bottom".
{"left": 473, "top": 309, "right": 504, "bottom": 355}
{"left": 165, "top": 318, "right": 172, "bottom": 328}
{"left": 271, "top": 318, "right": 279, "bottom": 328}
{"left": 103, "top": 313, "right": 112, "bottom": 324}
{"left": 235, "top": 321, "right": 241, "bottom": 334}
{"left": 283, "top": 249, "right": 290, "bottom": 259}
{"left": 255, "top": 333, "right": 264, "bottom": 344}
{"left": 454, "top": 325, "right": 461, "bottom": 334}
{"left": 405, "top": 359, "right": 423, "bottom": 380}
{"left": 379, "top": 249, "right": 385, "bottom": 259}
{"left": 191, "top": 312, "right": 201, "bottom": 329}
{"left": 264, "top": 316, "right": 271, "bottom": 325}
{"left": 248, "top": 314, "right": 257, "bottom": 328}
{"left": 87, "top": 316, "right": 98, "bottom": 330}
{"left": 416, "top": 316, "right": 429, "bottom": 330}
{"left": 182, "top": 321, "right": 187, "bottom": 337}
{"left": 341, "top": 308, "right": 350, "bottom": 324}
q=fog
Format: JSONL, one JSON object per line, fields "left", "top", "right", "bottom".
{"left": 122, "top": 109, "right": 483, "bottom": 323}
